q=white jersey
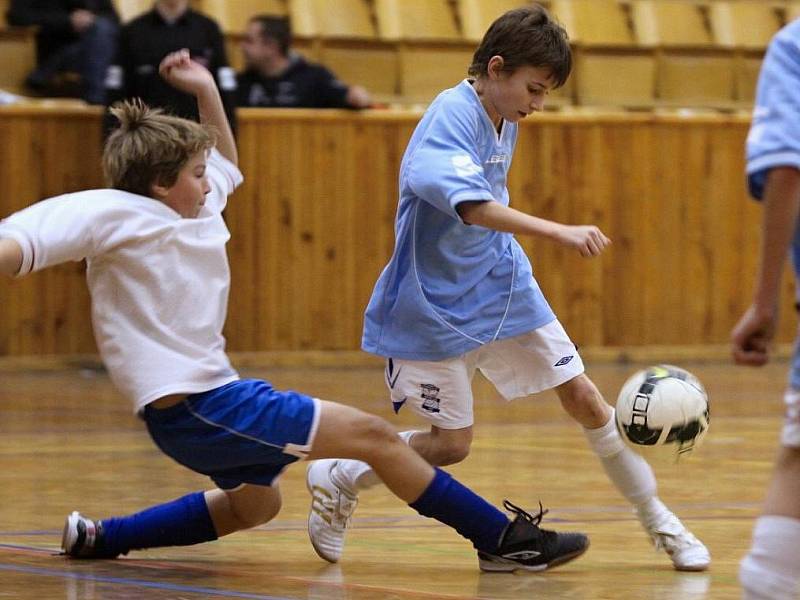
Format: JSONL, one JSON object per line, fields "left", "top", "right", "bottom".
{"left": 0, "top": 149, "right": 243, "bottom": 412}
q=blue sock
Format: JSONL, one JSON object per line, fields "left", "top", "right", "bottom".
{"left": 99, "top": 492, "right": 217, "bottom": 557}
{"left": 409, "top": 468, "right": 509, "bottom": 552}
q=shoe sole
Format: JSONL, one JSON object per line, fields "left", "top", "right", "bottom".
{"left": 673, "top": 561, "right": 710, "bottom": 572}
{"left": 305, "top": 460, "right": 340, "bottom": 564}
{"left": 479, "top": 542, "right": 590, "bottom": 573}
{"left": 60, "top": 511, "right": 80, "bottom": 556}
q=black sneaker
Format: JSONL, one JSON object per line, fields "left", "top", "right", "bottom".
{"left": 478, "top": 500, "right": 589, "bottom": 572}
{"left": 61, "top": 511, "right": 116, "bottom": 558}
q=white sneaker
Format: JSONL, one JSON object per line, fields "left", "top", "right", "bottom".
{"left": 638, "top": 499, "right": 710, "bottom": 571}
{"left": 306, "top": 459, "right": 358, "bottom": 563}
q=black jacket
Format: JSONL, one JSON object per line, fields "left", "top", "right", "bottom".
{"left": 7, "top": 0, "right": 118, "bottom": 63}
{"left": 103, "top": 8, "right": 237, "bottom": 134}
{"left": 236, "top": 55, "right": 350, "bottom": 109}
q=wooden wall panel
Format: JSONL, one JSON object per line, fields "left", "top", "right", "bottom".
{"left": 0, "top": 106, "right": 793, "bottom": 356}
{"left": 0, "top": 107, "right": 103, "bottom": 355}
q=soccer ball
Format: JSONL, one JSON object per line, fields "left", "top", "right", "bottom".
{"left": 615, "top": 365, "right": 709, "bottom": 456}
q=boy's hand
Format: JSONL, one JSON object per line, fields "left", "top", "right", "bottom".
{"left": 554, "top": 224, "right": 611, "bottom": 257}
{"left": 731, "top": 304, "right": 777, "bottom": 366}
{"left": 159, "top": 49, "right": 215, "bottom": 96}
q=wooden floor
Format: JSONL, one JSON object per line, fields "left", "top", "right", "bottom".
{"left": 0, "top": 359, "right": 789, "bottom": 599}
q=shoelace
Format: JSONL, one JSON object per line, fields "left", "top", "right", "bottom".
{"left": 503, "top": 499, "right": 548, "bottom": 527}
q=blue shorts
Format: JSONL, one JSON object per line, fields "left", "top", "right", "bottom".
{"left": 143, "top": 379, "right": 321, "bottom": 490}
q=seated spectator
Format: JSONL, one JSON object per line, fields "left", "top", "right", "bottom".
{"left": 104, "top": 0, "right": 236, "bottom": 134}
{"left": 237, "top": 16, "right": 371, "bottom": 109}
{"left": 7, "top": 0, "right": 118, "bottom": 104}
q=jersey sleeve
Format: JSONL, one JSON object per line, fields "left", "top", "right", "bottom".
{"left": 0, "top": 194, "right": 106, "bottom": 276}
{"left": 746, "top": 23, "right": 800, "bottom": 200}
{"left": 404, "top": 105, "right": 495, "bottom": 221}
{"left": 204, "top": 148, "right": 244, "bottom": 213}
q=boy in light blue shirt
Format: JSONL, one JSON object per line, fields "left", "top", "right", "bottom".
{"left": 732, "top": 18, "right": 800, "bottom": 600}
{"left": 308, "top": 4, "right": 710, "bottom": 572}
{"left": 362, "top": 77, "right": 555, "bottom": 360}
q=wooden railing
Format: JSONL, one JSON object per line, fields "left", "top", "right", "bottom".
{"left": 0, "top": 104, "right": 793, "bottom": 356}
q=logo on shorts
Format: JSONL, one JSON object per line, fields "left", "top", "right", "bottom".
{"left": 420, "top": 383, "right": 441, "bottom": 414}
{"left": 554, "top": 355, "right": 574, "bottom": 367}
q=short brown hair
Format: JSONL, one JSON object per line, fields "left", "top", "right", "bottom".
{"left": 468, "top": 5, "right": 571, "bottom": 88}
{"left": 103, "top": 99, "right": 215, "bottom": 197}
{"left": 252, "top": 15, "right": 292, "bottom": 56}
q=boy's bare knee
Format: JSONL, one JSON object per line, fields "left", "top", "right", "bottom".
{"left": 557, "top": 375, "right": 611, "bottom": 427}
{"left": 431, "top": 439, "right": 471, "bottom": 465}
{"left": 356, "top": 413, "right": 402, "bottom": 450}
{"left": 424, "top": 428, "right": 472, "bottom": 465}
{"left": 226, "top": 488, "right": 281, "bottom": 530}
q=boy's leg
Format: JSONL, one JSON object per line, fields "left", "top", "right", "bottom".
{"left": 332, "top": 425, "right": 473, "bottom": 492}
{"left": 307, "top": 400, "right": 588, "bottom": 571}
{"left": 309, "top": 401, "right": 470, "bottom": 502}
{"left": 205, "top": 484, "right": 283, "bottom": 536}
{"left": 62, "top": 483, "right": 281, "bottom": 558}
{"left": 740, "top": 388, "right": 800, "bottom": 599}
{"left": 555, "top": 374, "right": 710, "bottom": 571}
{"left": 63, "top": 380, "right": 309, "bottom": 559}
{"left": 474, "top": 324, "right": 709, "bottom": 571}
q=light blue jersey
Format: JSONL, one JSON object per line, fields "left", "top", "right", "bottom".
{"left": 362, "top": 80, "right": 555, "bottom": 361}
{"left": 746, "top": 19, "right": 800, "bottom": 200}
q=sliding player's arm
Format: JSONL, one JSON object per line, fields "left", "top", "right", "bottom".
{"left": 159, "top": 49, "right": 238, "bottom": 167}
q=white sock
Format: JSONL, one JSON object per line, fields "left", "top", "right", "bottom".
{"left": 330, "top": 430, "right": 420, "bottom": 495}
{"left": 740, "top": 516, "right": 800, "bottom": 600}
{"left": 584, "top": 412, "right": 658, "bottom": 507}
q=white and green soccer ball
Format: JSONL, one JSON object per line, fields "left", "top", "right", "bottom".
{"left": 615, "top": 365, "right": 710, "bottom": 456}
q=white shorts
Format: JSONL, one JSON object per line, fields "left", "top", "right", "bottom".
{"left": 384, "top": 320, "right": 585, "bottom": 429}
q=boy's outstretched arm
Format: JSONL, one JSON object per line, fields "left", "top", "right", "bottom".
{"left": 457, "top": 200, "right": 611, "bottom": 258}
{"left": 158, "top": 49, "right": 238, "bottom": 166}
{"left": 0, "top": 239, "right": 23, "bottom": 277}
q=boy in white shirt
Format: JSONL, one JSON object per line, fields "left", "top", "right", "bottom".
{"left": 0, "top": 49, "right": 588, "bottom": 572}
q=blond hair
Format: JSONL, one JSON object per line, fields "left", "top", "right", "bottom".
{"left": 103, "top": 99, "right": 216, "bottom": 197}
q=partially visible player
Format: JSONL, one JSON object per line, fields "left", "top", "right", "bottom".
{"left": 731, "top": 18, "right": 800, "bottom": 600}
{"left": 0, "top": 49, "right": 588, "bottom": 572}
{"left": 307, "top": 4, "right": 710, "bottom": 572}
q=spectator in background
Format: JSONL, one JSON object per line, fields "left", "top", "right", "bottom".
{"left": 237, "top": 16, "right": 371, "bottom": 109}
{"left": 7, "top": 0, "right": 119, "bottom": 105}
{"left": 104, "top": 0, "right": 236, "bottom": 134}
